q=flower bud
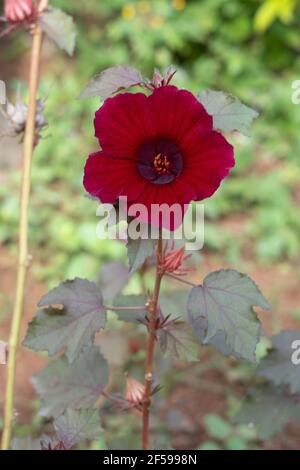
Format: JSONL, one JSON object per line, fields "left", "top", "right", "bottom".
{"left": 4, "top": 0, "right": 34, "bottom": 24}
{"left": 125, "top": 373, "right": 145, "bottom": 405}
{"left": 5, "top": 96, "right": 47, "bottom": 136}
{"left": 152, "top": 69, "right": 164, "bottom": 88}
{"left": 159, "top": 241, "right": 192, "bottom": 276}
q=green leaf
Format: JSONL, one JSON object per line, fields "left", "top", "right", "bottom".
{"left": 225, "top": 436, "right": 247, "bottom": 451}
{"left": 127, "top": 237, "right": 156, "bottom": 274}
{"left": 54, "top": 408, "right": 103, "bottom": 449}
{"left": 256, "top": 330, "right": 300, "bottom": 393}
{"left": 204, "top": 414, "right": 231, "bottom": 440}
{"left": 24, "top": 279, "right": 106, "bottom": 363}
{"left": 79, "top": 65, "right": 143, "bottom": 100}
{"left": 187, "top": 269, "right": 271, "bottom": 362}
{"left": 112, "top": 294, "right": 147, "bottom": 323}
{"left": 234, "top": 385, "right": 300, "bottom": 439}
{"left": 254, "top": 0, "right": 295, "bottom": 32}
{"left": 32, "top": 347, "right": 108, "bottom": 417}
{"left": 40, "top": 8, "right": 76, "bottom": 56}
{"left": 197, "top": 441, "right": 221, "bottom": 450}
{"left": 197, "top": 90, "right": 259, "bottom": 136}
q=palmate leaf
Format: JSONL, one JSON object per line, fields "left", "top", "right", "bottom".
{"left": 197, "top": 90, "right": 259, "bottom": 136}
{"left": 39, "top": 8, "right": 76, "bottom": 56}
{"left": 256, "top": 330, "right": 300, "bottom": 393}
{"left": 188, "top": 315, "right": 244, "bottom": 360}
{"left": 234, "top": 384, "right": 300, "bottom": 439}
{"left": 24, "top": 278, "right": 106, "bottom": 363}
{"left": 54, "top": 408, "right": 103, "bottom": 449}
{"left": 157, "top": 321, "right": 199, "bottom": 362}
{"left": 127, "top": 237, "right": 156, "bottom": 275}
{"left": 32, "top": 347, "right": 108, "bottom": 418}
{"left": 157, "top": 290, "right": 199, "bottom": 361}
{"left": 187, "top": 269, "right": 271, "bottom": 362}
{"left": 112, "top": 294, "right": 147, "bottom": 323}
{"left": 79, "top": 65, "right": 144, "bottom": 100}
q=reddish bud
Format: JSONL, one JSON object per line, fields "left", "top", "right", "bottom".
{"left": 125, "top": 373, "right": 145, "bottom": 405}
{"left": 151, "top": 69, "right": 164, "bottom": 88}
{"left": 159, "top": 241, "right": 193, "bottom": 276}
{"left": 149, "top": 66, "right": 177, "bottom": 88}
{"left": 4, "top": 0, "right": 34, "bottom": 23}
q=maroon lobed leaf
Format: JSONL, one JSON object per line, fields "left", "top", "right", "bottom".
{"left": 54, "top": 408, "right": 103, "bottom": 449}
{"left": 256, "top": 330, "right": 300, "bottom": 393}
{"left": 39, "top": 8, "right": 76, "bottom": 56}
{"left": 79, "top": 65, "right": 144, "bottom": 100}
{"left": 24, "top": 278, "right": 106, "bottom": 363}
{"left": 32, "top": 347, "right": 108, "bottom": 417}
{"left": 187, "top": 269, "right": 271, "bottom": 363}
{"left": 234, "top": 384, "right": 300, "bottom": 439}
{"left": 157, "top": 320, "right": 199, "bottom": 362}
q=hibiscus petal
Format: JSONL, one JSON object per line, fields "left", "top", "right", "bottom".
{"left": 132, "top": 179, "right": 196, "bottom": 230}
{"left": 182, "top": 131, "right": 235, "bottom": 200}
{"left": 83, "top": 152, "right": 147, "bottom": 203}
{"left": 147, "top": 85, "right": 212, "bottom": 142}
{"left": 94, "top": 92, "right": 154, "bottom": 158}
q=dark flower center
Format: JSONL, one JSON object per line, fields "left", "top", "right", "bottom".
{"left": 137, "top": 138, "right": 183, "bottom": 185}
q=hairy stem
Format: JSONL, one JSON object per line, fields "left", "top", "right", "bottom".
{"left": 142, "top": 231, "right": 163, "bottom": 450}
{"left": 1, "top": 25, "right": 43, "bottom": 451}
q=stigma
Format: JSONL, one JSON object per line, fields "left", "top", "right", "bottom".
{"left": 153, "top": 153, "right": 172, "bottom": 175}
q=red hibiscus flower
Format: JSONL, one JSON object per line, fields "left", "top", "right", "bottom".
{"left": 83, "top": 85, "right": 234, "bottom": 230}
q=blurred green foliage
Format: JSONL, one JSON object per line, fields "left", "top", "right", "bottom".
{"left": 199, "top": 413, "right": 257, "bottom": 450}
{"left": 1, "top": 0, "right": 300, "bottom": 285}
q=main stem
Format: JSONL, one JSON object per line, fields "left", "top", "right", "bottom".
{"left": 1, "top": 25, "right": 43, "bottom": 451}
{"left": 142, "top": 231, "right": 163, "bottom": 450}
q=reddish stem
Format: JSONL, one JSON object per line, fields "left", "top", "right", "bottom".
{"left": 142, "top": 230, "right": 163, "bottom": 450}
